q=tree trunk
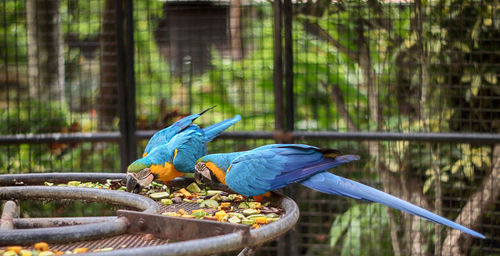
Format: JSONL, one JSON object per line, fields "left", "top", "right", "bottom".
{"left": 27, "top": 0, "right": 65, "bottom": 103}
{"left": 230, "top": 0, "right": 243, "bottom": 60}
{"left": 98, "top": 0, "right": 119, "bottom": 131}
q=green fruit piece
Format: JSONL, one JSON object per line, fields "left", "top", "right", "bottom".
{"left": 238, "top": 202, "right": 251, "bottom": 209}
{"left": 228, "top": 212, "right": 245, "bottom": 219}
{"left": 246, "top": 214, "right": 266, "bottom": 219}
{"left": 44, "top": 181, "right": 54, "bottom": 186}
{"left": 39, "top": 251, "right": 56, "bottom": 256}
{"left": 192, "top": 211, "right": 208, "bottom": 219}
{"left": 67, "top": 181, "right": 81, "bottom": 186}
{"left": 199, "top": 199, "right": 219, "bottom": 209}
{"left": 228, "top": 216, "right": 241, "bottom": 224}
{"left": 161, "top": 199, "right": 173, "bottom": 205}
{"left": 183, "top": 198, "right": 193, "bottom": 203}
{"left": 207, "top": 190, "right": 224, "bottom": 195}
{"left": 266, "top": 213, "right": 279, "bottom": 218}
{"left": 3, "top": 251, "right": 18, "bottom": 256}
{"left": 150, "top": 192, "right": 170, "bottom": 200}
{"left": 242, "top": 209, "right": 259, "bottom": 216}
{"left": 186, "top": 182, "right": 202, "bottom": 193}
{"left": 241, "top": 219, "right": 255, "bottom": 225}
{"left": 248, "top": 202, "right": 261, "bottom": 209}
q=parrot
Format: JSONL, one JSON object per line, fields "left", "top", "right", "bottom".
{"left": 194, "top": 144, "right": 485, "bottom": 239}
{"left": 126, "top": 106, "right": 241, "bottom": 193}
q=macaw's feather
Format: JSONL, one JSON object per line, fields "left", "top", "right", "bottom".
{"left": 202, "top": 114, "right": 241, "bottom": 142}
{"left": 301, "top": 172, "right": 485, "bottom": 239}
{"left": 143, "top": 106, "right": 215, "bottom": 155}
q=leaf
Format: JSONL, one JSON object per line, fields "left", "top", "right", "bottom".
{"left": 483, "top": 73, "right": 497, "bottom": 84}
{"left": 423, "top": 178, "right": 434, "bottom": 193}
{"left": 471, "top": 75, "right": 481, "bottom": 96}
{"left": 451, "top": 160, "right": 462, "bottom": 174}
{"left": 463, "top": 163, "right": 474, "bottom": 179}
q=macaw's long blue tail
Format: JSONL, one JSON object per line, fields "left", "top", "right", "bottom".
{"left": 175, "top": 106, "right": 216, "bottom": 130}
{"left": 203, "top": 114, "right": 242, "bottom": 142}
{"left": 301, "top": 172, "right": 485, "bottom": 239}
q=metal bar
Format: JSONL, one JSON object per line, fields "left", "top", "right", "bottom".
{"left": 0, "top": 201, "right": 18, "bottom": 230}
{"left": 4, "top": 131, "right": 500, "bottom": 145}
{"left": 0, "top": 172, "right": 125, "bottom": 186}
{"left": 0, "top": 217, "right": 128, "bottom": 245}
{"left": 0, "top": 132, "right": 121, "bottom": 144}
{"left": 273, "top": 0, "right": 284, "bottom": 134}
{"left": 283, "top": 0, "right": 294, "bottom": 134}
{"left": 13, "top": 217, "right": 116, "bottom": 229}
{"left": 0, "top": 186, "right": 160, "bottom": 214}
{"left": 116, "top": 0, "right": 137, "bottom": 173}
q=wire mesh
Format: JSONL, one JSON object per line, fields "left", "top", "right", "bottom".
{"left": 1, "top": 0, "right": 499, "bottom": 255}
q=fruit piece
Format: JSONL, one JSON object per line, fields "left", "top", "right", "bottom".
{"left": 20, "top": 250, "right": 33, "bottom": 256}
{"left": 177, "top": 209, "right": 189, "bottom": 215}
{"left": 92, "top": 248, "right": 114, "bottom": 252}
{"left": 161, "top": 199, "right": 173, "bottom": 205}
{"left": 192, "top": 210, "right": 208, "bottom": 219}
{"left": 265, "top": 213, "right": 279, "bottom": 218}
{"left": 199, "top": 199, "right": 219, "bottom": 209}
{"left": 220, "top": 202, "right": 231, "bottom": 209}
{"left": 241, "top": 219, "right": 255, "bottom": 225}
{"left": 150, "top": 192, "right": 170, "bottom": 199}
{"left": 178, "top": 188, "right": 192, "bottom": 197}
{"left": 143, "top": 234, "right": 155, "bottom": 241}
{"left": 203, "top": 215, "right": 218, "bottom": 221}
{"left": 44, "top": 182, "right": 54, "bottom": 186}
{"left": 67, "top": 181, "right": 81, "bottom": 187}
{"left": 252, "top": 224, "right": 260, "bottom": 229}
{"left": 186, "top": 183, "right": 201, "bottom": 193}
{"left": 228, "top": 212, "right": 245, "bottom": 219}
{"left": 39, "top": 252, "right": 55, "bottom": 256}
{"left": 215, "top": 210, "right": 227, "bottom": 221}
{"left": 182, "top": 198, "right": 194, "bottom": 203}
{"left": 254, "top": 217, "right": 268, "bottom": 224}
{"left": 238, "top": 202, "right": 250, "bottom": 209}
{"left": 73, "top": 248, "right": 88, "bottom": 254}
{"left": 7, "top": 246, "right": 23, "bottom": 254}
{"left": 34, "top": 242, "right": 49, "bottom": 251}
{"left": 162, "top": 212, "right": 181, "bottom": 217}
{"left": 249, "top": 202, "right": 262, "bottom": 209}
{"left": 242, "top": 209, "right": 259, "bottom": 216}
{"left": 207, "top": 190, "right": 224, "bottom": 195}
{"left": 247, "top": 214, "right": 266, "bottom": 220}
{"left": 181, "top": 214, "right": 195, "bottom": 218}
{"left": 228, "top": 216, "right": 241, "bottom": 224}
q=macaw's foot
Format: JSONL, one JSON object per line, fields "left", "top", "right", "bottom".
{"left": 253, "top": 192, "right": 271, "bottom": 202}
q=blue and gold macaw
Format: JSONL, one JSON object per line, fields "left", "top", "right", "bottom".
{"left": 126, "top": 106, "right": 241, "bottom": 192}
{"left": 194, "top": 144, "right": 485, "bottom": 239}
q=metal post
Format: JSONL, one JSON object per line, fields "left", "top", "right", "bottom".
{"left": 273, "top": 0, "right": 284, "bottom": 137}
{"left": 116, "top": 0, "right": 137, "bottom": 172}
{"left": 284, "top": 0, "right": 294, "bottom": 134}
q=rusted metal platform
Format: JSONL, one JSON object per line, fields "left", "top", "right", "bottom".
{"left": 0, "top": 173, "right": 299, "bottom": 255}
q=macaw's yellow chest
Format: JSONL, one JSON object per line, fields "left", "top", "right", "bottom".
{"left": 150, "top": 162, "right": 184, "bottom": 183}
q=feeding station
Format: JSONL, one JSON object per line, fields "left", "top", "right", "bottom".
{"left": 0, "top": 173, "right": 299, "bottom": 255}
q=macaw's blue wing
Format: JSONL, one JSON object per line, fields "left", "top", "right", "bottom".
{"left": 144, "top": 106, "right": 215, "bottom": 155}
{"left": 224, "top": 145, "right": 359, "bottom": 196}
{"left": 301, "top": 172, "right": 485, "bottom": 239}
{"left": 202, "top": 114, "right": 241, "bottom": 142}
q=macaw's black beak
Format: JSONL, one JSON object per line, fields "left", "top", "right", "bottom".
{"left": 126, "top": 174, "right": 141, "bottom": 193}
{"left": 195, "top": 162, "right": 213, "bottom": 185}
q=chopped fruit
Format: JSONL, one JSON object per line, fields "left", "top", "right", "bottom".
{"left": 161, "top": 198, "right": 173, "bottom": 205}
{"left": 181, "top": 214, "right": 195, "bottom": 218}
{"left": 220, "top": 202, "right": 231, "bottom": 209}
{"left": 19, "top": 250, "right": 33, "bottom": 256}
{"left": 177, "top": 209, "right": 189, "bottom": 215}
{"left": 7, "top": 246, "right": 23, "bottom": 254}
{"left": 215, "top": 210, "right": 227, "bottom": 221}
{"left": 242, "top": 209, "right": 259, "bottom": 216}
{"left": 73, "top": 248, "right": 89, "bottom": 254}
{"left": 254, "top": 217, "right": 268, "bottom": 224}
{"left": 252, "top": 224, "right": 260, "bottom": 229}
{"left": 150, "top": 192, "right": 170, "bottom": 199}
{"left": 178, "top": 188, "right": 192, "bottom": 197}
{"left": 92, "top": 248, "right": 114, "bottom": 252}
{"left": 186, "top": 182, "right": 202, "bottom": 193}
{"left": 34, "top": 242, "right": 49, "bottom": 251}
{"left": 242, "top": 219, "right": 255, "bottom": 225}
{"left": 162, "top": 212, "right": 181, "bottom": 217}
{"left": 228, "top": 216, "right": 241, "bottom": 224}
{"left": 199, "top": 199, "right": 219, "bottom": 209}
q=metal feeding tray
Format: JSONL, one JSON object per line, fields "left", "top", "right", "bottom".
{"left": 0, "top": 173, "right": 299, "bottom": 256}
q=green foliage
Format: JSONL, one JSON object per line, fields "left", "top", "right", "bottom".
{"left": 329, "top": 203, "right": 390, "bottom": 255}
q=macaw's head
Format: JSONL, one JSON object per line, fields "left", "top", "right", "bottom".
{"left": 194, "top": 153, "right": 239, "bottom": 186}
{"left": 126, "top": 159, "right": 155, "bottom": 193}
